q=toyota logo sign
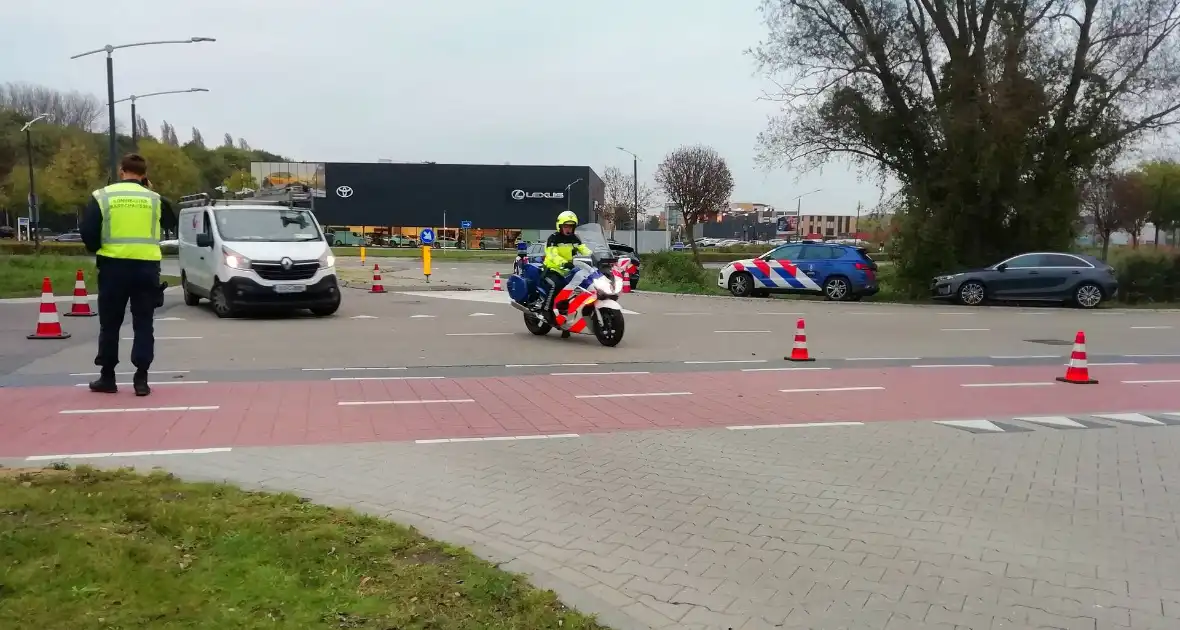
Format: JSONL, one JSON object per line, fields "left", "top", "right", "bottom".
{"left": 335, "top": 185, "right": 354, "bottom": 198}
{"left": 510, "top": 189, "right": 526, "bottom": 200}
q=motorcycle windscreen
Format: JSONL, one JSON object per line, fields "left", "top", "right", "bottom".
{"left": 574, "top": 223, "right": 614, "bottom": 262}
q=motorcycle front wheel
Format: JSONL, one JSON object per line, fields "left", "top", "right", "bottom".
{"left": 523, "top": 312, "right": 552, "bottom": 335}
{"left": 593, "top": 308, "right": 625, "bottom": 347}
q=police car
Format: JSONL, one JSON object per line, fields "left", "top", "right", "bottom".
{"left": 718, "top": 240, "right": 879, "bottom": 301}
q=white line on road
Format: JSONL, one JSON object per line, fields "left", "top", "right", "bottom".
{"left": 74, "top": 380, "right": 209, "bottom": 387}
{"left": 1081, "top": 362, "right": 1138, "bottom": 366}
{"left": 1017, "top": 415, "right": 1087, "bottom": 428}
{"left": 302, "top": 367, "right": 407, "bottom": 372}
{"left": 549, "top": 371, "right": 651, "bottom": 376}
{"left": 574, "top": 392, "right": 693, "bottom": 399}
{"left": 154, "top": 316, "right": 185, "bottom": 321}
{"left": 779, "top": 386, "right": 885, "bottom": 393}
{"left": 728, "top": 421, "right": 864, "bottom": 430}
{"left": 1094, "top": 413, "right": 1165, "bottom": 425}
{"left": 416, "top": 433, "right": 580, "bottom": 444}
{"left": 1131, "top": 326, "right": 1173, "bottom": 329}
{"left": 755, "top": 312, "right": 804, "bottom": 315}
{"left": 410, "top": 314, "right": 436, "bottom": 318}
{"left": 26, "top": 447, "right": 232, "bottom": 461}
{"left": 935, "top": 419, "right": 1005, "bottom": 432}
{"left": 684, "top": 359, "right": 768, "bottom": 365}
{"left": 1124, "top": 354, "right": 1180, "bottom": 358}
{"left": 960, "top": 382, "right": 1054, "bottom": 388}
{"left": 469, "top": 312, "right": 496, "bottom": 317}
{"left": 329, "top": 376, "right": 444, "bottom": 381}
{"left": 70, "top": 370, "right": 190, "bottom": 376}
{"left": 1016, "top": 312, "right": 1051, "bottom": 316}
{"left": 123, "top": 336, "right": 202, "bottom": 340}
{"left": 940, "top": 328, "right": 990, "bottom": 332}
{"left": 989, "top": 355, "right": 1060, "bottom": 359}
{"left": 714, "top": 330, "right": 771, "bottom": 334}
{"left": 844, "top": 357, "right": 921, "bottom": 361}
{"left": 338, "top": 398, "right": 475, "bottom": 406}
{"left": 445, "top": 332, "right": 513, "bottom": 336}
{"left": 936, "top": 312, "right": 974, "bottom": 315}
{"left": 911, "top": 364, "right": 993, "bottom": 369}
{"left": 59, "top": 405, "right": 220, "bottom": 414}
{"left": 742, "top": 367, "right": 832, "bottom": 372}
{"left": 506, "top": 363, "right": 598, "bottom": 368}
{"left": 1121, "top": 379, "right": 1180, "bottom": 384}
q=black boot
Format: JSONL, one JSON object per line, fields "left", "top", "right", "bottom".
{"left": 132, "top": 369, "right": 151, "bottom": 397}
{"left": 89, "top": 369, "right": 117, "bottom": 394}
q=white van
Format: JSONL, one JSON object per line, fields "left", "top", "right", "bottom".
{"left": 177, "top": 195, "right": 340, "bottom": 318}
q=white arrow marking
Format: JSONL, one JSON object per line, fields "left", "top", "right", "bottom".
{"left": 350, "top": 315, "right": 378, "bottom": 319}
{"left": 410, "top": 314, "right": 436, "bottom": 318}
{"left": 469, "top": 312, "right": 495, "bottom": 317}
{"left": 935, "top": 420, "right": 1006, "bottom": 432}
{"left": 154, "top": 316, "right": 185, "bottom": 321}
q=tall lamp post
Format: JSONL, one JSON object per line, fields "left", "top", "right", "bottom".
{"left": 564, "top": 177, "right": 583, "bottom": 213}
{"left": 792, "top": 188, "right": 822, "bottom": 239}
{"left": 112, "top": 88, "right": 210, "bottom": 148}
{"left": 70, "top": 37, "right": 216, "bottom": 182}
{"left": 616, "top": 147, "right": 639, "bottom": 249}
{"left": 21, "top": 113, "right": 50, "bottom": 250}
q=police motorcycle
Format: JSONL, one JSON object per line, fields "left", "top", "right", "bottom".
{"left": 506, "top": 224, "right": 627, "bottom": 347}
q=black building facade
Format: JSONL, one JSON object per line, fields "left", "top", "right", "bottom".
{"left": 312, "top": 162, "right": 603, "bottom": 231}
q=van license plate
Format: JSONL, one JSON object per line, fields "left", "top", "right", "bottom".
{"left": 274, "top": 284, "right": 307, "bottom": 294}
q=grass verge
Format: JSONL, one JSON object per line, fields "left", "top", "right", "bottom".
{"left": 0, "top": 255, "right": 181, "bottom": 299}
{"left": 0, "top": 466, "right": 607, "bottom": 630}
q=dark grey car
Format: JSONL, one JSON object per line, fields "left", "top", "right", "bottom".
{"left": 930, "top": 252, "right": 1118, "bottom": 309}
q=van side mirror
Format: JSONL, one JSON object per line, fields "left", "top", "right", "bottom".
{"left": 996, "top": 262, "right": 1008, "bottom": 272}
{"left": 195, "top": 233, "right": 213, "bottom": 248}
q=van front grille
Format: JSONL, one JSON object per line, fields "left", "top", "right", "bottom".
{"left": 252, "top": 261, "right": 318, "bottom": 281}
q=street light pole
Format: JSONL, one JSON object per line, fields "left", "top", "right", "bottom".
{"left": 130, "top": 96, "right": 137, "bottom": 148}
{"left": 564, "top": 178, "right": 583, "bottom": 213}
{"left": 21, "top": 114, "right": 49, "bottom": 251}
{"left": 70, "top": 38, "right": 216, "bottom": 182}
{"left": 616, "top": 147, "right": 640, "bottom": 249}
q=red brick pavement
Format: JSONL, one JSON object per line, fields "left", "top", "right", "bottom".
{"left": 1, "top": 363, "right": 1178, "bottom": 458}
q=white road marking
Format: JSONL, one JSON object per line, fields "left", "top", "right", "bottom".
{"left": 469, "top": 312, "right": 496, "bottom": 317}
{"left": 329, "top": 376, "right": 444, "bottom": 382}
{"left": 1093, "top": 413, "right": 1165, "bottom": 425}
{"left": 844, "top": 357, "right": 921, "bottom": 361}
{"left": 549, "top": 371, "right": 650, "bottom": 376}
{"left": 1017, "top": 416, "right": 1087, "bottom": 428}
{"left": 1131, "top": 325, "right": 1173, "bottom": 329}
{"left": 755, "top": 312, "right": 804, "bottom": 315}
{"left": 1122, "top": 379, "right": 1180, "bottom": 384}
{"left": 960, "top": 382, "right": 1054, "bottom": 388}
{"left": 574, "top": 392, "right": 692, "bottom": 399}
{"left": 665, "top": 312, "right": 712, "bottom": 316}
{"left": 59, "top": 405, "right": 220, "bottom": 414}
{"left": 70, "top": 370, "right": 190, "bottom": 376}
{"left": 1124, "top": 354, "right": 1180, "bottom": 358}
{"left": 1091, "top": 311, "right": 1126, "bottom": 315}
{"left": 989, "top": 355, "right": 1060, "bottom": 359}
{"left": 728, "top": 421, "right": 864, "bottom": 430}
{"left": 1082, "top": 362, "right": 1138, "bottom": 366}
{"left": 940, "top": 328, "right": 990, "bottom": 332}
{"left": 937, "top": 312, "right": 974, "bottom": 315}
{"left": 302, "top": 367, "right": 407, "bottom": 371}
{"left": 684, "top": 359, "right": 768, "bottom": 365}
{"left": 935, "top": 420, "right": 1005, "bottom": 432}
{"left": 26, "top": 447, "right": 232, "bottom": 461}
{"left": 445, "top": 332, "right": 514, "bottom": 336}
{"left": 403, "top": 290, "right": 641, "bottom": 314}
{"left": 74, "top": 380, "right": 209, "bottom": 387}
{"left": 911, "top": 364, "right": 992, "bottom": 369}
{"left": 350, "top": 315, "right": 378, "bottom": 319}
{"left": 506, "top": 363, "right": 598, "bottom": 368}
{"left": 154, "top": 316, "right": 185, "bottom": 321}
{"left": 416, "top": 433, "right": 579, "bottom": 444}
{"left": 338, "top": 398, "right": 475, "bottom": 406}
{"left": 123, "top": 336, "right": 202, "bottom": 340}
{"left": 742, "top": 367, "right": 832, "bottom": 372}
{"left": 410, "top": 314, "right": 436, "bottom": 318}
{"left": 714, "top": 330, "right": 771, "bottom": 334}
{"left": 1016, "top": 312, "right": 1051, "bottom": 315}
{"left": 779, "top": 386, "right": 885, "bottom": 393}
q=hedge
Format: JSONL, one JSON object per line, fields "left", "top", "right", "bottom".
{"left": 1115, "top": 251, "right": 1180, "bottom": 304}
{"left": 0, "top": 241, "right": 89, "bottom": 255}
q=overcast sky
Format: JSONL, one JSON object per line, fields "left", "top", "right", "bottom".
{"left": 3, "top": 0, "right": 887, "bottom": 216}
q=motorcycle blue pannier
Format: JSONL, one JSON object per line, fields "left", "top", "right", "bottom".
{"left": 506, "top": 274, "right": 531, "bottom": 302}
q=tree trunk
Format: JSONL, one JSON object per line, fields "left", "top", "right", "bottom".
{"left": 1100, "top": 232, "right": 1111, "bottom": 261}
{"left": 685, "top": 219, "right": 703, "bottom": 267}
{"left": 1154, "top": 224, "right": 1160, "bottom": 248}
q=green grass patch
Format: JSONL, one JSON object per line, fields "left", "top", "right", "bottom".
{"left": 0, "top": 254, "right": 96, "bottom": 298}
{"left": 0, "top": 466, "right": 607, "bottom": 630}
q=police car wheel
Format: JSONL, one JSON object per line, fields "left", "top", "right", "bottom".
{"left": 823, "top": 277, "right": 851, "bottom": 301}
{"left": 728, "top": 272, "right": 754, "bottom": 297}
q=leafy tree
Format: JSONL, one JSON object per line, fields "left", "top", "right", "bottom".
{"left": 752, "top": 0, "right": 1180, "bottom": 293}
{"left": 222, "top": 133, "right": 233, "bottom": 148}
{"left": 1081, "top": 171, "right": 1132, "bottom": 260}
{"left": 237, "top": 137, "right": 250, "bottom": 151}
{"left": 190, "top": 127, "right": 205, "bottom": 149}
{"left": 135, "top": 116, "right": 153, "bottom": 141}
{"left": 1137, "top": 160, "right": 1180, "bottom": 247}
{"left": 644, "top": 214, "right": 662, "bottom": 231}
{"left": 222, "top": 169, "right": 258, "bottom": 192}
{"left": 136, "top": 139, "right": 201, "bottom": 201}
{"left": 1115, "top": 172, "right": 1152, "bottom": 248}
{"left": 655, "top": 145, "right": 734, "bottom": 265}
{"left": 159, "top": 121, "right": 180, "bottom": 147}
{"left": 42, "top": 137, "right": 103, "bottom": 217}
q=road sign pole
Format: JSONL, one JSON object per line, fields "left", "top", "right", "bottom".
{"left": 418, "top": 227, "right": 436, "bottom": 281}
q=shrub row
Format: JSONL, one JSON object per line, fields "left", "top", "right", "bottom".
{"left": 0, "top": 241, "right": 89, "bottom": 255}
{"left": 1114, "top": 251, "right": 1180, "bottom": 304}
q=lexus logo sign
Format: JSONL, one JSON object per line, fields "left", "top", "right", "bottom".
{"left": 335, "top": 185, "right": 354, "bottom": 198}
{"left": 508, "top": 188, "right": 564, "bottom": 201}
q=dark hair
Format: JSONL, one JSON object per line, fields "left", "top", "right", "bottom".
{"left": 120, "top": 153, "right": 148, "bottom": 176}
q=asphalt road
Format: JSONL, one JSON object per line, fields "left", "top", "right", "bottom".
{"left": 4, "top": 263, "right": 1180, "bottom": 630}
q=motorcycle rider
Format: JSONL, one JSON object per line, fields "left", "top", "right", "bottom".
{"left": 541, "top": 210, "right": 592, "bottom": 327}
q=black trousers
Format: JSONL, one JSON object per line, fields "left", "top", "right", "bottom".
{"left": 95, "top": 257, "right": 160, "bottom": 372}
{"left": 540, "top": 268, "right": 568, "bottom": 320}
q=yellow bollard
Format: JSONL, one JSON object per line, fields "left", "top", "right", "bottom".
{"left": 359, "top": 246, "right": 366, "bottom": 266}
{"left": 422, "top": 245, "right": 432, "bottom": 282}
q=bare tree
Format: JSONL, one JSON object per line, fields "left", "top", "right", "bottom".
{"left": 1080, "top": 172, "right": 1123, "bottom": 261}
{"left": 190, "top": 127, "right": 205, "bottom": 149}
{"left": 160, "top": 121, "right": 180, "bottom": 146}
{"left": 1113, "top": 173, "right": 1152, "bottom": 248}
{"left": 0, "top": 82, "right": 103, "bottom": 131}
{"left": 222, "top": 133, "right": 234, "bottom": 148}
{"left": 135, "top": 116, "right": 154, "bottom": 141}
{"left": 654, "top": 145, "right": 734, "bottom": 265}
{"left": 601, "top": 166, "right": 658, "bottom": 234}
{"left": 237, "top": 137, "right": 251, "bottom": 151}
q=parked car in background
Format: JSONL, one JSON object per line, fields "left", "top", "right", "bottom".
{"left": 0, "top": 225, "right": 15, "bottom": 239}
{"left": 718, "top": 240, "right": 879, "bottom": 300}
{"left": 931, "top": 252, "right": 1117, "bottom": 309}
{"left": 389, "top": 234, "right": 417, "bottom": 248}
{"left": 53, "top": 232, "right": 83, "bottom": 242}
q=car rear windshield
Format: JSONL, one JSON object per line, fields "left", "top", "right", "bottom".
{"left": 214, "top": 208, "right": 323, "bottom": 242}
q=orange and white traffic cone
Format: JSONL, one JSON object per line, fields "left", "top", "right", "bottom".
{"left": 63, "top": 269, "right": 96, "bottom": 317}
{"left": 27, "top": 277, "right": 71, "bottom": 340}
{"left": 492, "top": 272, "right": 502, "bottom": 291}
{"left": 622, "top": 270, "right": 632, "bottom": 293}
{"left": 785, "top": 318, "right": 814, "bottom": 361}
{"left": 1056, "top": 330, "right": 1098, "bottom": 384}
{"left": 370, "top": 264, "right": 386, "bottom": 293}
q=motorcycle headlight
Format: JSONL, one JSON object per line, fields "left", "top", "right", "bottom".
{"left": 222, "top": 246, "right": 251, "bottom": 270}
{"left": 593, "top": 275, "right": 616, "bottom": 296}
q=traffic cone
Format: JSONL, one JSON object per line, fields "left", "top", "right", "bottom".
{"left": 370, "top": 264, "right": 386, "bottom": 293}
{"left": 1056, "top": 330, "right": 1098, "bottom": 384}
{"left": 622, "top": 270, "right": 632, "bottom": 293}
{"left": 63, "top": 269, "right": 96, "bottom": 317}
{"left": 785, "top": 318, "right": 814, "bottom": 361}
{"left": 492, "top": 272, "right": 502, "bottom": 291}
{"left": 27, "top": 277, "right": 71, "bottom": 340}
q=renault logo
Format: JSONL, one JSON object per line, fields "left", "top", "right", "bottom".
{"left": 336, "top": 185, "right": 354, "bottom": 198}
{"left": 511, "top": 189, "right": 525, "bottom": 200}
{"left": 281, "top": 257, "right": 293, "bottom": 270}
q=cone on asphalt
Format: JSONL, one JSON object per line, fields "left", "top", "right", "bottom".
{"left": 27, "top": 277, "right": 71, "bottom": 340}
{"left": 492, "top": 272, "right": 502, "bottom": 291}
{"left": 622, "top": 270, "right": 632, "bottom": 293}
{"left": 370, "top": 264, "right": 386, "bottom": 293}
{"left": 1056, "top": 330, "right": 1098, "bottom": 384}
{"left": 785, "top": 318, "right": 814, "bottom": 361}
{"left": 63, "top": 269, "right": 96, "bottom": 317}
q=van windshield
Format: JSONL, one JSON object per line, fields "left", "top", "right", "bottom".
{"left": 213, "top": 208, "right": 323, "bottom": 242}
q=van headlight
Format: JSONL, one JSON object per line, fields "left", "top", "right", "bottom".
{"left": 222, "top": 246, "right": 251, "bottom": 270}
{"left": 319, "top": 251, "right": 336, "bottom": 268}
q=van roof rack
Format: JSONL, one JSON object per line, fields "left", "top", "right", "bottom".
{"left": 178, "top": 186, "right": 312, "bottom": 209}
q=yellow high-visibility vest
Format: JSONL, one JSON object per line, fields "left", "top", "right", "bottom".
{"left": 93, "top": 181, "right": 162, "bottom": 261}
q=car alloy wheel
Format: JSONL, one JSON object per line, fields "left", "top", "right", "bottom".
{"left": 824, "top": 278, "right": 849, "bottom": 301}
{"left": 958, "top": 281, "right": 985, "bottom": 306}
{"left": 1075, "top": 283, "right": 1103, "bottom": 308}
{"left": 729, "top": 272, "right": 753, "bottom": 297}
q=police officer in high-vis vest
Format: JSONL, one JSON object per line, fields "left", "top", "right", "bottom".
{"left": 80, "top": 153, "right": 177, "bottom": 396}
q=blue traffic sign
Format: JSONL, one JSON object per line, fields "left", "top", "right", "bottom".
{"left": 460, "top": 220, "right": 472, "bottom": 229}
{"left": 419, "top": 228, "right": 435, "bottom": 245}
